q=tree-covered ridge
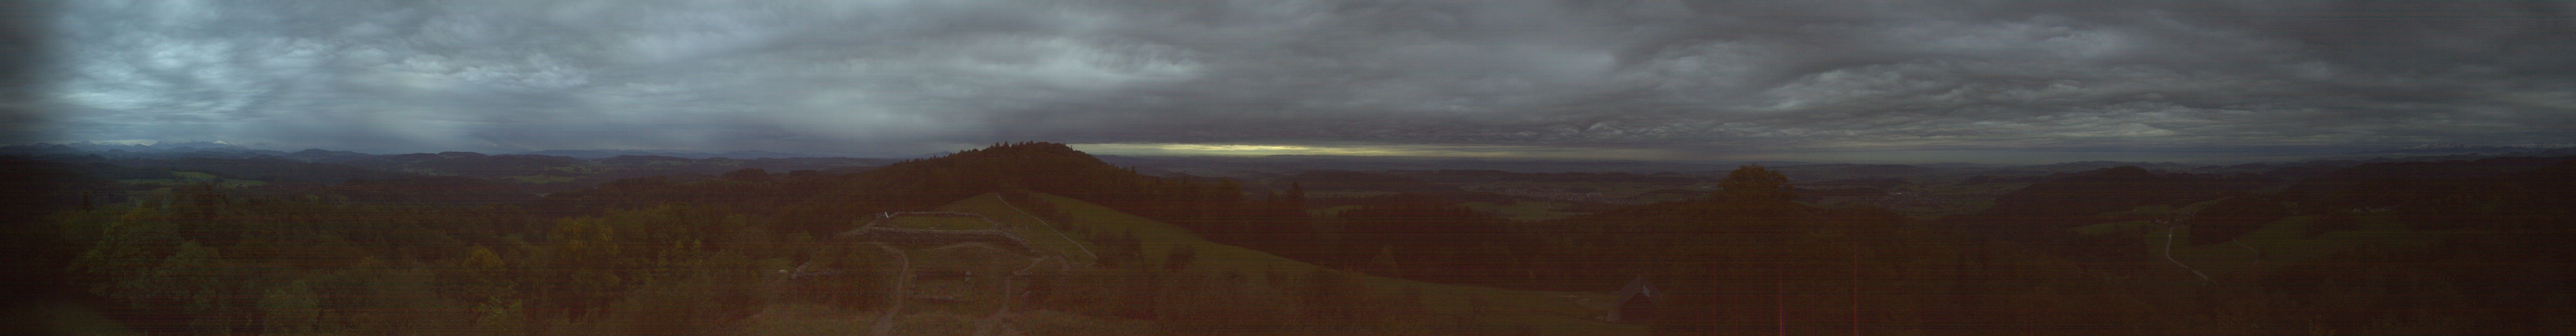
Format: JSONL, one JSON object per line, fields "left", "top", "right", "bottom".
{"left": 535, "top": 142, "right": 1311, "bottom": 249}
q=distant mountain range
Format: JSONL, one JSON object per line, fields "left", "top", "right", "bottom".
{"left": 54, "top": 140, "right": 258, "bottom": 152}
{"left": 2349, "top": 143, "right": 2576, "bottom": 154}
{"left": 507, "top": 149, "right": 832, "bottom": 159}
{"left": 1092, "top": 154, "right": 1791, "bottom": 176}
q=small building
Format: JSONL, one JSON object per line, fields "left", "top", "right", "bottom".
{"left": 1605, "top": 276, "right": 1663, "bottom": 323}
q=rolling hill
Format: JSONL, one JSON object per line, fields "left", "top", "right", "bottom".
{"left": 743, "top": 191, "right": 1647, "bottom": 335}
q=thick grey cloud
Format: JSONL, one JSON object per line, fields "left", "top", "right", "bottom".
{"left": 37, "top": 0, "right": 2576, "bottom": 159}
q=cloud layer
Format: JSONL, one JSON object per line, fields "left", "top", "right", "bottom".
{"left": 40, "top": 0, "right": 2576, "bottom": 158}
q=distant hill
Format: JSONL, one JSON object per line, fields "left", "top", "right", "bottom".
{"left": 1387, "top": 169, "right": 1700, "bottom": 185}
{"left": 3, "top": 141, "right": 294, "bottom": 158}
{"left": 1093, "top": 154, "right": 1752, "bottom": 175}
{"left": 1277, "top": 170, "right": 1462, "bottom": 193}
{"left": 2283, "top": 156, "right": 2573, "bottom": 197}
{"left": 512, "top": 149, "right": 832, "bottom": 159}
{"left": 2279, "top": 156, "right": 2576, "bottom": 228}
{"left": 1766, "top": 164, "right": 1935, "bottom": 181}
{"left": 540, "top": 142, "right": 1272, "bottom": 228}
{"left": 58, "top": 140, "right": 254, "bottom": 152}
{"left": 2347, "top": 143, "right": 2576, "bottom": 154}
{"left": 2023, "top": 160, "right": 2202, "bottom": 172}
{"left": 1943, "top": 166, "right": 2272, "bottom": 238}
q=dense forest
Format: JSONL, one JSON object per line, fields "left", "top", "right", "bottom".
{"left": 8, "top": 142, "right": 2574, "bottom": 335}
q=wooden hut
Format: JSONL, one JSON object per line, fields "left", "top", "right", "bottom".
{"left": 1605, "top": 276, "right": 1662, "bottom": 323}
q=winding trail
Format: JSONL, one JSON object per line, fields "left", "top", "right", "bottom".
{"left": 863, "top": 242, "right": 912, "bottom": 336}
{"left": 2164, "top": 225, "right": 2211, "bottom": 281}
{"left": 995, "top": 194, "right": 1098, "bottom": 264}
{"left": 835, "top": 204, "right": 1071, "bottom": 336}
{"left": 2234, "top": 241, "right": 2261, "bottom": 269}
{"left": 973, "top": 256, "right": 1056, "bottom": 336}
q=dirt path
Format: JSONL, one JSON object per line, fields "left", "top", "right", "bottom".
{"left": 2164, "top": 225, "right": 2210, "bottom": 281}
{"left": 995, "top": 195, "right": 1097, "bottom": 264}
{"left": 2234, "top": 241, "right": 2260, "bottom": 268}
{"left": 863, "top": 242, "right": 911, "bottom": 336}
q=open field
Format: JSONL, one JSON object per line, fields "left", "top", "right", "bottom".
{"left": 984, "top": 192, "right": 1647, "bottom": 335}
{"left": 2073, "top": 208, "right": 2459, "bottom": 283}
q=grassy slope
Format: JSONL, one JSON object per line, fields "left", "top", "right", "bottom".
{"left": 884, "top": 216, "right": 996, "bottom": 230}
{"left": 2071, "top": 198, "right": 2455, "bottom": 281}
{"left": 946, "top": 192, "right": 1648, "bottom": 335}
{"left": 2157, "top": 212, "right": 2442, "bottom": 279}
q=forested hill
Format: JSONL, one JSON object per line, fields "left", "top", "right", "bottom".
{"left": 536, "top": 141, "right": 1132, "bottom": 214}
{"left": 538, "top": 142, "right": 1307, "bottom": 242}
{"left": 1940, "top": 156, "right": 2576, "bottom": 240}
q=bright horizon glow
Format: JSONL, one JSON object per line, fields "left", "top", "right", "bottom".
{"left": 1073, "top": 143, "right": 1411, "bottom": 157}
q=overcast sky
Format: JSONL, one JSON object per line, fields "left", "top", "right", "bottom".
{"left": 22, "top": 0, "right": 2576, "bottom": 162}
